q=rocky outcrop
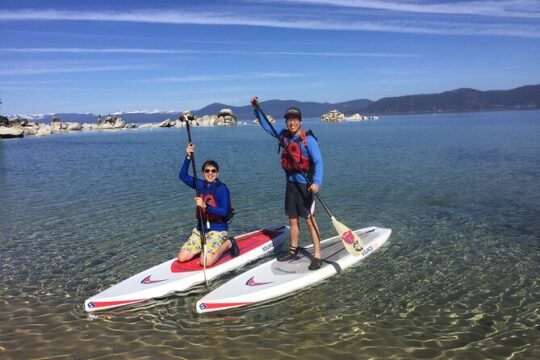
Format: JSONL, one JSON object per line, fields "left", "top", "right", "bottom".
{"left": 0, "top": 126, "right": 24, "bottom": 138}
{"left": 158, "top": 118, "right": 177, "bottom": 127}
{"left": 320, "top": 110, "right": 345, "bottom": 122}
{"left": 1, "top": 107, "right": 243, "bottom": 139}
{"left": 95, "top": 115, "right": 135, "bottom": 129}
{"left": 215, "top": 108, "right": 237, "bottom": 126}
{"left": 174, "top": 109, "right": 238, "bottom": 127}
{"left": 321, "top": 110, "right": 379, "bottom": 122}
{"left": 253, "top": 114, "right": 275, "bottom": 125}
{"left": 343, "top": 113, "right": 379, "bottom": 121}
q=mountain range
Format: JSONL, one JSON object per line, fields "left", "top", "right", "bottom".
{"left": 10, "top": 85, "right": 540, "bottom": 123}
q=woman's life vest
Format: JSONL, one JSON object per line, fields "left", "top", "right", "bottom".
{"left": 279, "top": 130, "right": 316, "bottom": 172}
{"left": 195, "top": 181, "right": 234, "bottom": 223}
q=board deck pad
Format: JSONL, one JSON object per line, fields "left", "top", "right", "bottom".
{"left": 171, "top": 229, "right": 284, "bottom": 272}
{"left": 271, "top": 228, "right": 377, "bottom": 275}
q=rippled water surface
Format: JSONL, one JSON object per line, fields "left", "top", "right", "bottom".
{"left": 1, "top": 111, "right": 539, "bottom": 359}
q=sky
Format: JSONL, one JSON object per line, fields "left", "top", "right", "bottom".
{"left": 1, "top": 0, "right": 539, "bottom": 115}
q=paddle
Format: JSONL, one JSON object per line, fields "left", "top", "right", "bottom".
{"left": 180, "top": 113, "right": 209, "bottom": 285}
{"left": 252, "top": 100, "right": 365, "bottom": 256}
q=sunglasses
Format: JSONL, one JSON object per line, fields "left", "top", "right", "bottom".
{"left": 204, "top": 168, "right": 217, "bottom": 173}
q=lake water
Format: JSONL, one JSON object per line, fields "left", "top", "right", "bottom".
{"left": 1, "top": 111, "right": 539, "bottom": 359}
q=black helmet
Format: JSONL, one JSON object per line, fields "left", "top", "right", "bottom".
{"left": 284, "top": 107, "right": 302, "bottom": 120}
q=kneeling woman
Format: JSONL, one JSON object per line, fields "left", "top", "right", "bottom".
{"left": 177, "top": 143, "right": 238, "bottom": 266}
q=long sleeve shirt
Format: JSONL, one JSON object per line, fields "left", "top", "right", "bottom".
{"left": 179, "top": 156, "right": 229, "bottom": 232}
{"left": 254, "top": 109, "right": 323, "bottom": 187}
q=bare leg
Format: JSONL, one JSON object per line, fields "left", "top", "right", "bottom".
{"left": 177, "top": 248, "right": 198, "bottom": 263}
{"left": 289, "top": 216, "right": 300, "bottom": 248}
{"left": 203, "top": 240, "right": 233, "bottom": 266}
{"left": 306, "top": 216, "right": 321, "bottom": 259}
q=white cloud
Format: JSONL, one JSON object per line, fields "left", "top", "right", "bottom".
{"left": 0, "top": 64, "right": 150, "bottom": 76}
{"left": 0, "top": 47, "right": 421, "bottom": 58}
{"left": 262, "top": 0, "right": 540, "bottom": 18}
{"left": 0, "top": 8, "right": 539, "bottom": 38}
{"left": 146, "top": 72, "right": 304, "bottom": 83}
{"left": 0, "top": 47, "right": 198, "bottom": 54}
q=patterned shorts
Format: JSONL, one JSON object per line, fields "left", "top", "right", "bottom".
{"left": 180, "top": 228, "right": 228, "bottom": 255}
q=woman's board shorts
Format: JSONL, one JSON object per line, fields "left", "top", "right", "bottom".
{"left": 181, "top": 228, "right": 228, "bottom": 254}
{"left": 285, "top": 181, "right": 316, "bottom": 219}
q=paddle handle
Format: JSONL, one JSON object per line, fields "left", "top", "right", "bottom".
{"left": 253, "top": 103, "right": 334, "bottom": 218}
{"left": 183, "top": 118, "right": 207, "bottom": 247}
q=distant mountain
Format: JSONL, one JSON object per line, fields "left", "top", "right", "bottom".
{"left": 358, "top": 85, "right": 540, "bottom": 114}
{"left": 33, "top": 111, "right": 181, "bottom": 124}
{"left": 193, "top": 99, "right": 373, "bottom": 120}
{"left": 8, "top": 85, "right": 539, "bottom": 122}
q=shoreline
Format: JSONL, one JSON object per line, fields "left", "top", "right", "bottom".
{"left": 2, "top": 108, "right": 539, "bottom": 140}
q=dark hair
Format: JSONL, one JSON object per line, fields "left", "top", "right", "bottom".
{"left": 202, "top": 160, "right": 219, "bottom": 173}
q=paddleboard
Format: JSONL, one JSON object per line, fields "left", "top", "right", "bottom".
{"left": 196, "top": 226, "right": 390, "bottom": 314}
{"left": 85, "top": 226, "right": 289, "bottom": 312}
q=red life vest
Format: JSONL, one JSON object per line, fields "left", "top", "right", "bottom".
{"left": 195, "top": 182, "right": 233, "bottom": 223}
{"left": 280, "top": 130, "right": 311, "bottom": 172}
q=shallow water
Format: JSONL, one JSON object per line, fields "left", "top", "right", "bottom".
{"left": 1, "top": 111, "right": 539, "bottom": 359}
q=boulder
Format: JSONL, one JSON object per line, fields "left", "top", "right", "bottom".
{"left": 51, "top": 121, "right": 63, "bottom": 131}
{"left": 23, "top": 127, "right": 37, "bottom": 136}
{"left": 158, "top": 118, "right": 173, "bottom": 127}
{"left": 217, "top": 109, "right": 237, "bottom": 126}
{"left": 0, "top": 126, "right": 24, "bottom": 138}
{"left": 320, "top": 110, "right": 345, "bottom": 122}
{"left": 138, "top": 123, "right": 156, "bottom": 129}
{"left": 8, "top": 118, "right": 28, "bottom": 127}
{"left": 99, "top": 123, "right": 114, "bottom": 130}
{"left": 67, "top": 122, "right": 82, "bottom": 130}
{"left": 36, "top": 127, "right": 51, "bottom": 136}
{"left": 113, "top": 118, "right": 126, "bottom": 129}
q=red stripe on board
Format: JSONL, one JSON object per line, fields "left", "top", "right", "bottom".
{"left": 171, "top": 229, "right": 283, "bottom": 273}
{"left": 90, "top": 299, "right": 144, "bottom": 308}
{"left": 199, "top": 301, "right": 253, "bottom": 310}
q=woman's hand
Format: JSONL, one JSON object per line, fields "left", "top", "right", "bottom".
{"left": 186, "top": 143, "right": 195, "bottom": 158}
{"left": 194, "top": 197, "right": 206, "bottom": 209}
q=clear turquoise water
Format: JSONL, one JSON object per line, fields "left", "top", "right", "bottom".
{"left": 1, "top": 111, "right": 539, "bottom": 359}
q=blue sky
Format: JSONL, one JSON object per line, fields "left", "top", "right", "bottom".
{"left": 1, "top": 0, "right": 539, "bottom": 114}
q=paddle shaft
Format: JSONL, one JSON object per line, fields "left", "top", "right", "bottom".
{"left": 184, "top": 120, "right": 207, "bottom": 247}
{"left": 254, "top": 103, "right": 334, "bottom": 218}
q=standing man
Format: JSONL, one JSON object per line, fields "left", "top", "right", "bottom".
{"left": 251, "top": 97, "right": 324, "bottom": 270}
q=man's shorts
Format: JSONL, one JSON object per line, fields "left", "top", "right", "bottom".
{"left": 285, "top": 181, "right": 316, "bottom": 219}
{"left": 181, "top": 228, "right": 228, "bottom": 254}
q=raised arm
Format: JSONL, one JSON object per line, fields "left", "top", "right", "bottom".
{"left": 251, "top": 96, "right": 284, "bottom": 138}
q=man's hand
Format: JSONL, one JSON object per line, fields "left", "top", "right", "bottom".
{"left": 309, "top": 184, "right": 319, "bottom": 193}
{"left": 250, "top": 96, "right": 259, "bottom": 108}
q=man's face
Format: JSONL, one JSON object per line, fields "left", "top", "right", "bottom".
{"left": 286, "top": 116, "right": 301, "bottom": 133}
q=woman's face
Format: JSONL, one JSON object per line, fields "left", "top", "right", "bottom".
{"left": 203, "top": 165, "right": 218, "bottom": 183}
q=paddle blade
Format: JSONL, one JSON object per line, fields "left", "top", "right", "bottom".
{"left": 331, "top": 217, "right": 364, "bottom": 256}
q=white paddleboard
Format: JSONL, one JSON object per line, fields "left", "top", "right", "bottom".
{"left": 85, "top": 226, "right": 289, "bottom": 312}
{"left": 196, "top": 227, "right": 391, "bottom": 314}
